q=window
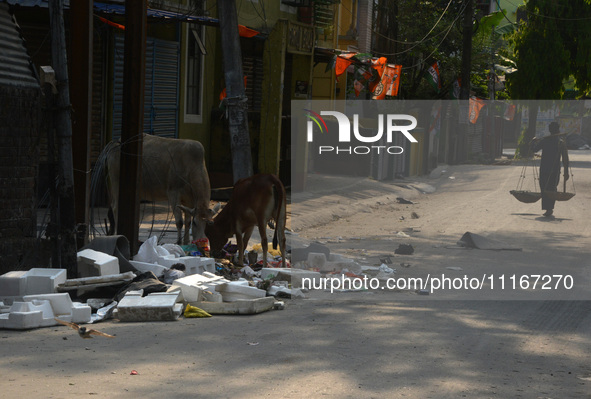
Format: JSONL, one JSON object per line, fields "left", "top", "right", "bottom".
{"left": 185, "top": 24, "right": 205, "bottom": 123}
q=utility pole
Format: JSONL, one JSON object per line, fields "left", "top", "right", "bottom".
{"left": 70, "top": 0, "right": 93, "bottom": 248}
{"left": 460, "top": 0, "right": 473, "bottom": 100}
{"left": 48, "top": 0, "right": 77, "bottom": 276}
{"left": 118, "top": 0, "right": 146, "bottom": 255}
{"left": 218, "top": 0, "right": 253, "bottom": 183}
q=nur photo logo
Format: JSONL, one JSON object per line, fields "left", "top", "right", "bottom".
{"left": 305, "top": 109, "right": 418, "bottom": 155}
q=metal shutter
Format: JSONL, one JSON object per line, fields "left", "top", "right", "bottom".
{"left": 112, "top": 35, "right": 179, "bottom": 140}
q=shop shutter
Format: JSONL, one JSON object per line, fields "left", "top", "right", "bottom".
{"left": 112, "top": 35, "right": 179, "bottom": 140}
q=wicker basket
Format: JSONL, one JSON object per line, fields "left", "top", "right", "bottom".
{"left": 510, "top": 190, "right": 541, "bottom": 203}
{"left": 543, "top": 191, "right": 575, "bottom": 201}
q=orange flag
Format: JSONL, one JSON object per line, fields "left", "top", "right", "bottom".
{"left": 385, "top": 65, "right": 402, "bottom": 97}
{"left": 469, "top": 97, "right": 486, "bottom": 124}
{"left": 335, "top": 53, "right": 357, "bottom": 77}
{"left": 372, "top": 62, "right": 401, "bottom": 100}
{"left": 238, "top": 25, "right": 259, "bottom": 38}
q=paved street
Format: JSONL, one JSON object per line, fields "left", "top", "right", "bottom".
{"left": 6, "top": 150, "right": 591, "bottom": 398}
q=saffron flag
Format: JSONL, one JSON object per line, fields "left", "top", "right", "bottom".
{"left": 469, "top": 97, "right": 486, "bottom": 124}
{"left": 335, "top": 53, "right": 357, "bottom": 77}
{"left": 426, "top": 61, "right": 442, "bottom": 91}
{"left": 238, "top": 25, "right": 259, "bottom": 38}
{"left": 369, "top": 57, "right": 388, "bottom": 99}
{"left": 385, "top": 64, "right": 402, "bottom": 97}
{"left": 373, "top": 64, "right": 403, "bottom": 99}
{"left": 98, "top": 16, "right": 125, "bottom": 30}
{"left": 504, "top": 104, "right": 516, "bottom": 121}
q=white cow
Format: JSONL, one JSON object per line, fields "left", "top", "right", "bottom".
{"left": 105, "top": 134, "right": 212, "bottom": 245}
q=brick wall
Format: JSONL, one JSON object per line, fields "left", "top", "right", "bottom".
{"left": 0, "top": 85, "right": 44, "bottom": 274}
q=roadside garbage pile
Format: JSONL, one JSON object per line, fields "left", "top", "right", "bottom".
{"left": 0, "top": 234, "right": 399, "bottom": 331}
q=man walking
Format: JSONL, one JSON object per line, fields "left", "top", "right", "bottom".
{"left": 530, "top": 121, "right": 570, "bottom": 217}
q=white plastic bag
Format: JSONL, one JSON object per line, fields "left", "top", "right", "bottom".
{"left": 134, "top": 236, "right": 169, "bottom": 263}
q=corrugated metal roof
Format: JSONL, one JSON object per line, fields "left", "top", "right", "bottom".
{"left": 0, "top": 3, "right": 39, "bottom": 88}
{"left": 3, "top": 0, "right": 216, "bottom": 25}
{"left": 93, "top": 2, "right": 219, "bottom": 26}
{"left": 4, "top": 0, "right": 70, "bottom": 7}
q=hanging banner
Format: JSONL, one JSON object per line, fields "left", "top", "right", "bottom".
{"left": 469, "top": 97, "right": 486, "bottom": 124}
{"left": 368, "top": 57, "right": 387, "bottom": 95}
{"left": 385, "top": 64, "right": 402, "bottom": 97}
{"left": 426, "top": 61, "right": 442, "bottom": 91}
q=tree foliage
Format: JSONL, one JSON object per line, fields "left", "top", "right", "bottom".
{"left": 506, "top": 0, "right": 591, "bottom": 157}
{"left": 507, "top": 0, "right": 591, "bottom": 99}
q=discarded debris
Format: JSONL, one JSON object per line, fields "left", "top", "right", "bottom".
{"left": 396, "top": 197, "right": 415, "bottom": 204}
{"left": 411, "top": 212, "right": 419, "bottom": 219}
{"left": 395, "top": 244, "right": 414, "bottom": 255}
{"left": 456, "top": 232, "right": 522, "bottom": 251}
{"left": 54, "top": 318, "right": 115, "bottom": 339}
{"left": 183, "top": 304, "right": 212, "bottom": 318}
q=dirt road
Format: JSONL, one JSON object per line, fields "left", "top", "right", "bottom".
{"left": 2, "top": 151, "right": 590, "bottom": 398}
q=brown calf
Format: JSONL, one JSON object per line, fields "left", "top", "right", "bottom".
{"left": 205, "top": 174, "right": 287, "bottom": 268}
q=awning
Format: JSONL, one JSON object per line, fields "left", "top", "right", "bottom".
{"left": 4, "top": 0, "right": 265, "bottom": 37}
{"left": 93, "top": 2, "right": 220, "bottom": 27}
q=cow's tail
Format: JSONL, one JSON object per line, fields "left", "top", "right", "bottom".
{"left": 271, "top": 176, "right": 286, "bottom": 250}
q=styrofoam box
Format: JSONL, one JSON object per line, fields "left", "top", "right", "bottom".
{"left": 157, "top": 256, "right": 215, "bottom": 276}
{"left": 25, "top": 268, "right": 67, "bottom": 295}
{"left": 117, "top": 292, "right": 182, "bottom": 322}
{"left": 23, "top": 293, "right": 91, "bottom": 324}
{"left": 0, "top": 271, "right": 28, "bottom": 297}
{"left": 172, "top": 273, "right": 229, "bottom": 303}
{"left": 215, "top": 282, "right": 266, "bottom": 302}
{"left": 0, "top": 300, "right": 52, "bottom": 329}
{"left": 77, "top": 249, "right": 120, "bottom": 277}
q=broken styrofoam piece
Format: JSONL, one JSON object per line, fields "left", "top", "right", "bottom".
{"left": 25, "top": 268, "right": 67, "bottom": 295}
{"left": 191, "top": 296, "right": 276, "bottom": 315}
{"left": 215, "top": 282, "right": 266, "bottom": 302}
{"left": 172, "top": 273, "right": 229, "bottom": 303}
{"left": 321, "top": 260, "right": 363, "bottom": 274}
{"left": 261, "top": 268, "right": 322, "bottom": 289}
{"left": 307, "top": 252, "right": 327, "bottom": 269}
{"left": 23, "top": 293, "right": 91, "bottom": 324}
{"left": 77, "top": 249, "right": 120, "bottom": 278}
{"left": 0, "top": 300, "right": 54, "bottom": 329}
{"left": 116, "top": 291, "right": 183, "bottom": 322}
{"left": 0, "top": 271, "right": 28, "bottom": 297}
{"left": 267, "top": 286, "right": 306, "bottom": 298}
{"left": 156, "top": 256, "right": 215, "bottom": 276}
{"left": 129, "top": 260, "right": 168, "bottom": 277}
{"left": 328, "top": 253, "right": 348, "bottom": 262}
